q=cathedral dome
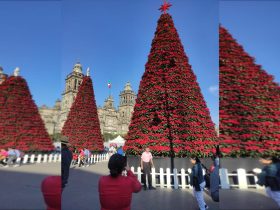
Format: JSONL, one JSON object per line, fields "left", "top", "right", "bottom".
{"left": 73, "top": 62, "right": 82, "bottom": 73}
{"left": 124, "top": 82, "right": 132, "bottom": 91}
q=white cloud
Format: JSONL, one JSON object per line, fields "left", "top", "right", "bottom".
{"left": 208, "top": 85, "right": 218, "bottom": 96}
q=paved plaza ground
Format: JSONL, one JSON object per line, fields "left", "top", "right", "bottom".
{"left": 63, "top": 161, "right": 279, "bottom": 210}
{"left": 62, "top": 161, "right": 219, "bottom": 210}
{"left": 0, "top": 162, "right": 60, "bottom": 210}
{"left": 220, "top": 189, "right": 279, "bottom": 210}
{"left": 0, "top": 161, "right": 278, "bottom": 210}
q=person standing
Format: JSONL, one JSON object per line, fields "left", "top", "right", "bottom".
{"left": 61, "top": 138, "right": 72, "bottom": 190}
{"left": 99, "top": 154, "right": 142, "bottom": 210}
{"left": 257, "top": 156, "right": 280, "bottom": 208}
{"left": 141, "top": 147, "right": 156, "bottom": 190}
{"left": 210, "top": 146, "right": 221, "bottom": 202}
{"left": 78, "top": 149, "right": 85, "bottom": 167}
{"left": 210, "top": 156, "right": 219, "bottom": 202}
{"left": 190, "top": 157, "right": 209, "bottom": 210}
{"left": 83, "top": 148, "right": 90, "bottom": 166}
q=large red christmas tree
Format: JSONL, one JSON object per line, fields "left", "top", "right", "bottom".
{"left": 124, "top": 5, "right": 217, "bottom": 157}
{"left": 219, "top": 26, "right": 280, "bottom": 157}
{"left": 62, "top": 76, "right": 104, "bottom": 152}
{"left": 0, "top": 75, "right": 53, "bottom": 152}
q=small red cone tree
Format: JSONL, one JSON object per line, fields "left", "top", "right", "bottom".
{"left": 62, "top": 76, "right": 104, "bottom": 152}
{"left": 219, "top": 26, "right": 280, "bottom": 157}
{"left": 0, "top": 76, "right": 54, "bottom": 152}
{"left": 124, "top": 7, "right": 217, "bottom": 157}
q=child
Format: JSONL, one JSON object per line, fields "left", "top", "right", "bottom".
{"left": 190, "top": 157, "right": 209, "bottom": 210}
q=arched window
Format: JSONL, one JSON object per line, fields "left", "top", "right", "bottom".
{"left": 74, "top": 79, "right": 77, "bottom": 90}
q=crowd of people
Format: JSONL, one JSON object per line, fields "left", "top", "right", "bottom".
{"left": 59, "top": 141, "right": 280, "bottom": 210}
{"left": 70, "top": 148, "right": 92, "bottom": 167}
{"left": 96, "top": 147, "right": 221, "bottom": 210}
{"left": 0, "top": 148, "right": 23, "bottom": 167}
{"left": 61, "top": 143, "right": 221, "bottom": 210}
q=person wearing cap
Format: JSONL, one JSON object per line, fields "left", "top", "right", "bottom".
{"left": 257, "top": 156, "right": 280, "bottom": 208}
{"left": 99, "top": 154, "right": 142, "bottom": 210}
{"left": 190, "top": 157, "right": 209, "bottom": 210}
{"left": 61, "top": 137, "right": 72, "bottom": 190}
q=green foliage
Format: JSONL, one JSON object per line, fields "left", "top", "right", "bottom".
{"left": 102, "top": 132, "right": 119, "bottom": 142}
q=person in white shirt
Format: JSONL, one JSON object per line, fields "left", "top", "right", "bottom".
{"left": 141, "top": 147, "right": 156, "bottom": 190}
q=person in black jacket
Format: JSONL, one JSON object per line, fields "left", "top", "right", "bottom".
{"left": 190, "top": 157, "right": 208, "bottom": 210}
{"left": 61, "top": 137, "right": 73, "bottom": 191}
{"left": 257, "top": 156, "right": 280, "bottom": 208}
{"left": 210, "top": 145, "right": 221, "bottom": 202}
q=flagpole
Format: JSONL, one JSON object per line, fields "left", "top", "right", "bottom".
{"left": 108, "top": 81, "right": 111, "bottom": 97}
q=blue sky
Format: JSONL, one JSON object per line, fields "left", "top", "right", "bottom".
{"left": 220, "top": 0, "right": 280, "bottom": 84}
{"left": 0, "top": 0, "right": 219, "bottom": 125}
{"left": 0, "top": 0, "right": 61, "bottom": 107}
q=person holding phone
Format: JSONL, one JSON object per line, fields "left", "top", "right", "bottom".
{"left": 99, "top": 154, "right": 142, "bottom": 210}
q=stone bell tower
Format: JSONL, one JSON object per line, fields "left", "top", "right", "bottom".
{"left": 0, "top": 66, "right": 8, "bottom": 85}
{"left": 58, "top": 62, "right": 84, "bottom": 131}
{"left": 118, "top": 82, "right": 136, "bottom": 134}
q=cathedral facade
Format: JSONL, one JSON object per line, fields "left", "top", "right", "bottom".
{"left": 38, "top": 62, "right": 136, "bottom": 136}
{"left": 98, "top": 82, "right": 136, "bottom": 135}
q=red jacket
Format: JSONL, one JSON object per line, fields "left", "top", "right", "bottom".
{"left": 99, "top": 170, "right": 142, "bottom": 210}
{"left": 41, "top": 176, "right": 61, "bottom": 210}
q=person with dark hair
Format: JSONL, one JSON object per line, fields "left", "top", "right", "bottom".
{"left": 78, "top": 148, "right": 85, "bottom": 167}
{"left": 257, "top": 156, "right": 280, "bottom": 208}
{"left": 99, "top": 154, "right": 142, "bottom": 210}
{"left": 190, "top": 157, "right": 208, "bottom": 210}
{"left": 41, "top": 176, "right": 61, "bottom": 210}
{"left": 61, "top": 138, "right": 72, "bottom": 190}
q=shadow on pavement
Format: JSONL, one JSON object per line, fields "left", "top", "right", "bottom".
{"left": 63, "top": 162, "right": 219, "bottom": 210}
{"left": 0, "top": 163, "right": 60, "bottom": 210}
{"left": 220, "top": 189, "right": 279, "bottom": 210}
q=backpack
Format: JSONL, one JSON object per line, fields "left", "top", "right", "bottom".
{"left": 201, "top": 163, "right": 210, "bottom": 189}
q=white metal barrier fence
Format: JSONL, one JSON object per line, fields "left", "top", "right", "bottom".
{"left": 219, "top": 168, "right": 264, "bottom": 189}
{"left": 75, "top": 153, "right": 109, "bottom": 166}
{"left": 130, "top": 167, "right": 264, "bottom": 190}
{"left": 3, "top": 153, "right": 62, "bottom": 165}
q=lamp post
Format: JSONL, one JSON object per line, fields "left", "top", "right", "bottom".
{"left": 162, "top": 75, "right": 175, "bottom": 173}
{"left": 52, "top": 121, "right": 56, "bottom": 141}
{"left": 151, "top": 55, "right": 176, "bottom": 173}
